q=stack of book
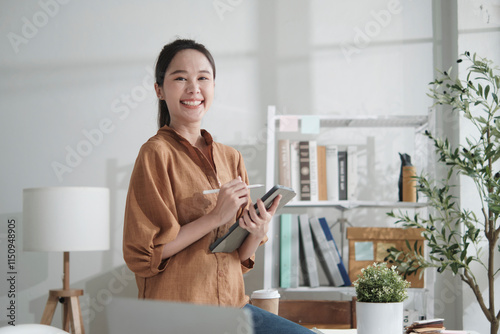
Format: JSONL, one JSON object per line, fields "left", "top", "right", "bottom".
{"left": 405, "top": 319, "right": 445, "bottom": 333}
{"left": 278, "top": 140, "right": 357, "bottom": 202}
{"left": 280, "top": 213, "right": 351, "bottom": 288}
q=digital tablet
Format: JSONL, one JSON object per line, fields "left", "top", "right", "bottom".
{"left": 209, "top": 185, "right": 296, "bottom": 253}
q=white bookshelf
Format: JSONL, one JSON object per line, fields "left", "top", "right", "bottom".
{"left": 263, "top": 105, "right": 430, "bottom": 294}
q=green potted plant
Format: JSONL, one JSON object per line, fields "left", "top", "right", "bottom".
{"left": 387, "top": 52, "right": 500, "bottom": 334}
{"left": 354, "top": 262, "right": 411, "bottom": 334}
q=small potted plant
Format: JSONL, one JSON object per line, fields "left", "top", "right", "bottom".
{"left": 354, "top": 262, "right": 411, "bottom": 334}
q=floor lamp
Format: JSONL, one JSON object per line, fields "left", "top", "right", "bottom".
{"left": 23, "top": 187, "right": 110, "bottom": 334}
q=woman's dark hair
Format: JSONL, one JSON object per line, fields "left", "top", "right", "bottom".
{"left": 155, "top": 39, "right": 216, "bottom": 128}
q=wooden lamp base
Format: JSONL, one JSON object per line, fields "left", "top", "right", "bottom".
{"left": 40, "top": 252, "right": 85, "bottom": 334}
{"left": 41, "top": 289, "right": 84, "bottom": 334}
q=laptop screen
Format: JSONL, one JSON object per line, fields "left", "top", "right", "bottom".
{"left": 102, "top": 297, "right": 254, "bottom": 334}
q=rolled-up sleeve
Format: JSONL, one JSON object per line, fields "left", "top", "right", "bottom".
{"left": 123, "top": 142, "right": 180, "bottom": 278}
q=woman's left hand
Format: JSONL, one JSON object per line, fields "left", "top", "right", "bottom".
{"left": 238, "top": 195, "right": 281, "bottom": 239}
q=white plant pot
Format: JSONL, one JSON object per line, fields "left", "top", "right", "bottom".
{"left": 356, "top": 301, "right": 404, "bottom": 334}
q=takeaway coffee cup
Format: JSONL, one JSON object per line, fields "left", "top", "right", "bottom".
{"left": 250, "top": 289, "right": 280, "bottom": 315}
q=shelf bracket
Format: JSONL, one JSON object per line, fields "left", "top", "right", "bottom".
{"left": 332, "top": 214, "right": 352, "bottom": 262}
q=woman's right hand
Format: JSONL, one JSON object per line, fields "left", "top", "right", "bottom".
{"left": 209, "top": 177, "right": 249, "bottom": 226}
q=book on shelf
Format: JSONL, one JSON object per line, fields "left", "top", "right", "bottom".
{"left": 290, "top": 214, "right": 300, "bottom": 288}
{"left": 299, "top": 141, "right": 311, "bottom": 201}
{"left": 338, "top": 150, "right": 348, "bottom": 200}
{"left": 318, "top": 217, "right": 351, "bottom": 286}
{"left": 309, "top": 216, "right": 344, "bottom": 286}
{"left": 278, "top": 141, "right": 358, "bottom": 203}
{"left": 347, "top": 145, "right": 358, "bottom": 200}
{"left": 317, "top": 145, "right": 328, "bottom": 201}
{"left": 289, "top": 141, "right": 301, "bottom": 201}
{"left": 308, "top": 141, "right": 319, "bottom": 202}
{"left": 298, "top": 213, "right": 319, "bottom": 287}
{"left": 280, "top": 214, "right": 292, "bottom": 288}
{"left": 325, "top": 145, "right": 339, "bottom": 201}
{"left": 278, "top": 139, "right": 291, "bottom": 188}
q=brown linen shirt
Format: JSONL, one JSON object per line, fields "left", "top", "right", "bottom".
{"left": 123, "top": 126, "right": 256, "bottom": 307}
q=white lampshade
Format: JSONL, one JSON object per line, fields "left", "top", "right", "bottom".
{"left": 23, "top": 187, "right": 110, "bottom": 252}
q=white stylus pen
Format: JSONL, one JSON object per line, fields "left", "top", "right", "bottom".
{"left": 202, "top": 184, "right": 264, "bottom": 195}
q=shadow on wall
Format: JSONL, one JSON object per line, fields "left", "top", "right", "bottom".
{"left": 105, "top": 158, "right": 133, "bottom": 269}
{"left": 17, "top": 264, "right": 137, "bottom": 332}
{"left": 0, "top": 212, "right": 51, "bottom": 327}
{"left": 84, "top": 264, "right": 137, "bottom": 334}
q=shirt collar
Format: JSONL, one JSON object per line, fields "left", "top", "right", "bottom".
{"left": 158, "top": 125, "right": 214, "bottom": 146}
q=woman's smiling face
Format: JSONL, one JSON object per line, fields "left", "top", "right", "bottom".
{"left": 157, "top": 49, "right": 215, "bottom": 128}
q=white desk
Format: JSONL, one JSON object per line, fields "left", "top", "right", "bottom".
{"left": 314, "top": 330, "right": 479, "bottom": 334}
{"left": 312, "top": 330, "right": 356, "bottom": 334}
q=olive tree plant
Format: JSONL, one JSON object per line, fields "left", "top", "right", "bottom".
{"left": 387, "top": 52, "right": 500, "bottom": 334}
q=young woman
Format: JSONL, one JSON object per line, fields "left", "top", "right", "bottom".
{"left": 123, "top": 38, "right": 313, "bottom": 334}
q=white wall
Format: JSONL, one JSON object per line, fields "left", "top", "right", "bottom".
{"left": 0, "top": 0, "right": 497, "bottom": 332}
{"left": 457, "top": 1, "right": 500, "bottom": 334}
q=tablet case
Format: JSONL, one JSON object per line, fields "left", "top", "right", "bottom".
{"left": 209, "top": 185, "right": 296, "bottom": 253}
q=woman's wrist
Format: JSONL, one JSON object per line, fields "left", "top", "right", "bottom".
{"left": 205, "top": 209, "right": 226, "bottom": 229}
{"left": 246, "top": 230, "right": 266, "bottom": 242}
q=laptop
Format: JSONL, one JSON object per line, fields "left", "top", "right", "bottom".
{"left": 102, "top": 297, "right": 254, "bottom": 334}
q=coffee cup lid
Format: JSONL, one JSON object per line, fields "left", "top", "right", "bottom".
{"left": 251, "top": 289, "right": 280, "bottom": 299}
